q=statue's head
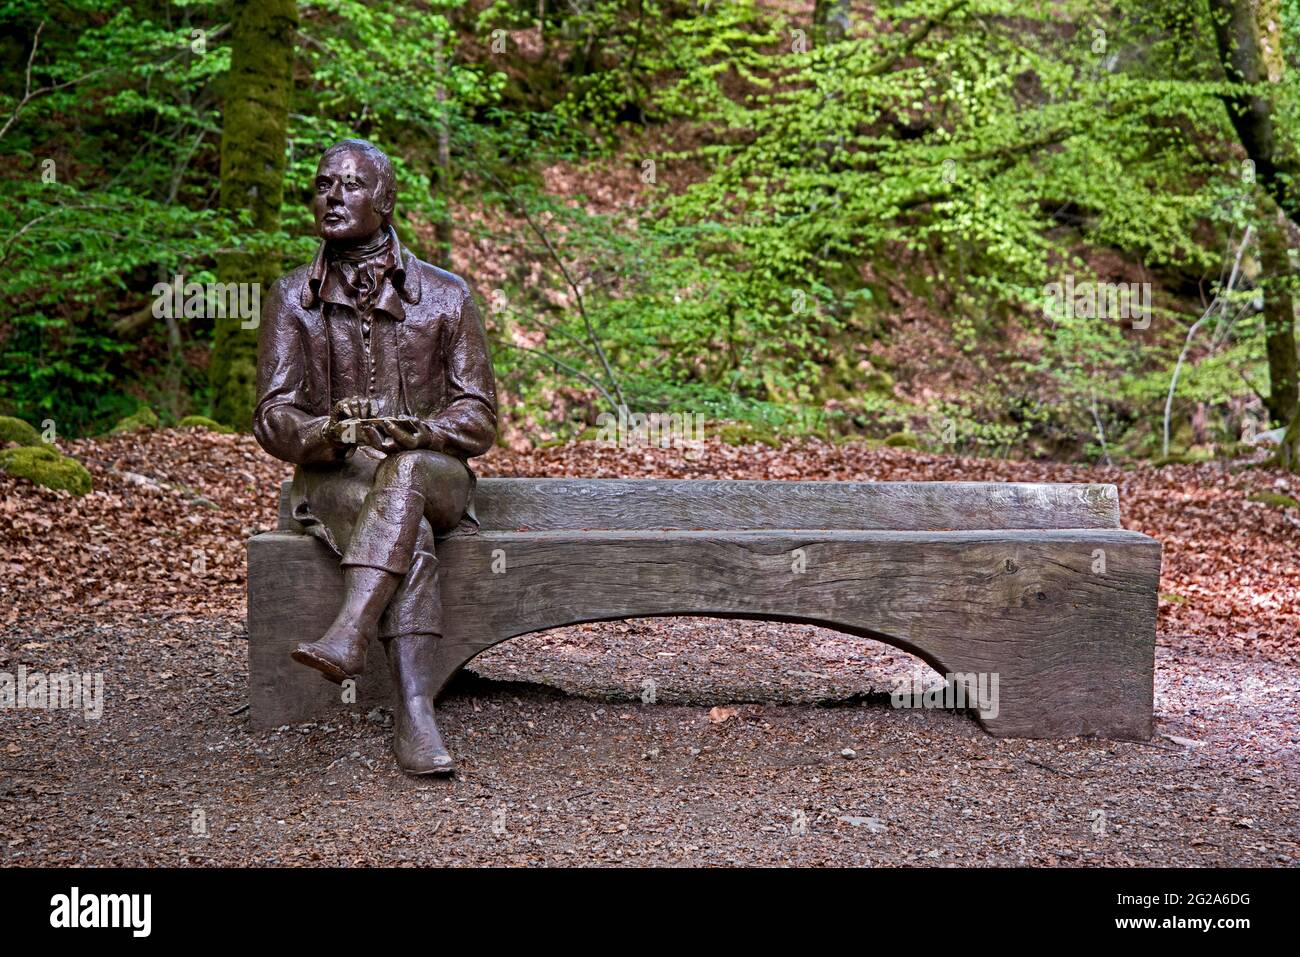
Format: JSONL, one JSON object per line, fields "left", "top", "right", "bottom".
{"left": 312, "top": 139, "right": 396, "bottom": 243}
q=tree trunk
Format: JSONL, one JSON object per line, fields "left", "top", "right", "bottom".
{"left": 210, "top": 0, "right": 297, "bottom": 429}
{"left": 1277, "top": 408, "right": 1300, "bottom": 470}
{"left": 813, "top": 0, "right": 852, "bottom": 45}
{"left": 432, "top": 33, "right": 453, "bottom": 270}
{"left": 1259, "top": 209, "right": 1299, "bottom": 427}
{"left": 1208, "top": 0, "right": 1299, "bottom": 220}
{"left": 1209, "top": 0, "right": 1300, "bottom": 470}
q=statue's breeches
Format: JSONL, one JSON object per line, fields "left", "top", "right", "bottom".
{"left": 342, "top": 488, "right": 425, "bottom": 574}
{"left": 290, "top": 446, "right": 470, "bottom": 638}
{"left": 381, "top": 545, "right": 441, "bottom": 638}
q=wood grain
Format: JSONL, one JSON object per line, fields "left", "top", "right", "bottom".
{"left": 278, "top": 478, "right": 1122, "bottom": 532}
{"left": 248, "top": 532, "right": 390, "bottom": 727}
{"left": 249, "top": 522, "right": 1160, "bottom": 739}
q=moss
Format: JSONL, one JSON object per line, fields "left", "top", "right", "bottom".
{"left": 715, "top": 420, "right": 781, "bottom": 448}
{"left": 1247, "top": 491, "right": 1300, "bottom": 510}
{"left": 210, "top": 0, "right": 296, "bottom": 431}
{"left": 178, "top": 415, "right": 234, "bottom": 434}
{"left": 0, "top": 446, "right": 92, "bottom": 496}
{"left": 884, "top": 431, "right": 920, "bottom": 448}
{"left": 0, "top": 415, "right": 41, "bottom": 446}
{"left": 862, "top": 366, "right": 895, "bottom": 396}
{"left": 111, "top": 406, "right": 159, "bottom": 434}
{"left": 815, "top": 352, "right": 896, "bottom": 406}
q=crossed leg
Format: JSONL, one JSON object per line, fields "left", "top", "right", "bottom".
{"left": 291, "top": 449, "right": 469, "bottom": 774}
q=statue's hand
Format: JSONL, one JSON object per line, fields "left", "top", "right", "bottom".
{"left": 384, "top": 418, "right": 440, "bottom": 451}
{"left": 334, "top": 396, "right": 376, "bottom": 422}
{"left": 355, "top": 422, "right": 399, "bottom": 454}
{"left": 324, "top": 396, "right": 376, "bottom": 445}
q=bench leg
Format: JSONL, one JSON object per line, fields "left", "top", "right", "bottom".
{"left": 247, "top": 532, "right": 391, "bottom": 728}
{"left": 941, "top": 638, "right": 1155, "bottom": 740}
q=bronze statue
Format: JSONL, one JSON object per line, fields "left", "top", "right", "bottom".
{"left": 253, "top": 139, "right": 497, "bottom": 776}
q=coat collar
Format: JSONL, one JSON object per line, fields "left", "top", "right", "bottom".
{"left": 299, "top": 225, "right": 423, "bottom": 316}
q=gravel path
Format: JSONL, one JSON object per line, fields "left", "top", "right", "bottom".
{"left": 2, "top": 611, "right": 1294, "bottom": 866}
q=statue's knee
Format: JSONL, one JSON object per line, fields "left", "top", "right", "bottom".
{"left": 375, "top": 450, "right": 423, "bottom": 489}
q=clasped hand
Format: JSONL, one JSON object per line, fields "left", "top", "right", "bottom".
{"left": 325, "top": 396, "right": 432, "bottom": 453}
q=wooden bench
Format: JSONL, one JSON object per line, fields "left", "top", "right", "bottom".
{"left": 247, "top": 479, "right": 1161, "bottom": 739}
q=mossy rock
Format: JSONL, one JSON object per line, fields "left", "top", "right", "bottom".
{"left": 1247, "top": 491, "right": 1300, "bottom": 510}
{"left": 1151, "top": 449, "right": 1211, "bottom": 467}
{"left": 177, "top": 415, "right": 234, "bottom": 434}
{"left": 883, "top": 431, "right": 921, "bottom": 449}
{"left": 0, "top": 415, "right": 41, "bottom": 447}
{"left": 0, "top": 446, "right": 92, "bottom": 496}
{"left": 111, "top": 406, "right": 160, "bottom": 434}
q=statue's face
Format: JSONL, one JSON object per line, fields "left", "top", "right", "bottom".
{"left": 313, "top": 149, "right": 387, "bottom": 242}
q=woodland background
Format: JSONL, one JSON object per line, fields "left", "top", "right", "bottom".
{"left": 1, "top": 1, "right": 1297, "bottom": 866}
{"left": 1, "top": 0, "right": 1299, "bottom": 472}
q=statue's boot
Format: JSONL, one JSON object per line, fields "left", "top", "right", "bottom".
{"left": 292, "top": 487, "right": 424, "bottom": 684}
{"left": 386, "top": 631, "right": 455, "bottom": 776}
{"left": 291, "top": 566, "right": 398, "bottom": 682}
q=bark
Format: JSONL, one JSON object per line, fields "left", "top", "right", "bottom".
{"left": 210, "top": 0, "right": 297, "bottom": 430}
{"left": 813, "top": 0, "right": 852, "bottom": 45}
{"left": 1209, "top": 0, "right": 1300, "bottom": 469}
{"left": 1208, "top": 0, "right": 1300, "bottom": 221}
{"left": 1259, "top": 210, "right": 1299, "bottom": 427}
{"left": 432, "top": 33, "right": 453, "bottom": 270}
{"left": 1277, "top": 408, "right": 1300, "bottom": 470}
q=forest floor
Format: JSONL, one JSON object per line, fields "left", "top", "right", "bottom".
{"left": 1, "top": 429, "right": 1297, "bottom": 866}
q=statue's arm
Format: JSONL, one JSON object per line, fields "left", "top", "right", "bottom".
{"left": 252, "top": 277, "right": 343, "bottom": 466}
{"left": 417, "top": 281, "right": 498, "bottom": 458}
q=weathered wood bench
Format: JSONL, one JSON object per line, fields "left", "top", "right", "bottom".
{"left": 248, "top": 479, "right": 1161, "bottom": 739}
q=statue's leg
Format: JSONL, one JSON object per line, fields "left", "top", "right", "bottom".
{"left": 371, "top": 518, "right": 452, "bottom": 774}
{"left": 290, "top": 472, "right": 429, "bottom": 683}
{"left": 371, "top": 451, "right": 469, "bottom": 775}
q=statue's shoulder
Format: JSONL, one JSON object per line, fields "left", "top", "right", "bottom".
{"left": 402, "top": 252, "right": 473, "bottom": 309}
{"left": 266, "top": 263, "right": 314, "bottom": 317}
{"left": 276, "top": 262, "right": 314, "bottom": 289}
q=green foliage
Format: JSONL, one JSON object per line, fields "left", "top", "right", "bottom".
{"left": 1, "top": 0, "right": 1295, "bottom": 460}
{"left": 462, "top": 0, "right": 1286, "bottom": 453}
{"left": 0, "top": 1, "right": 245, "bottom": 434}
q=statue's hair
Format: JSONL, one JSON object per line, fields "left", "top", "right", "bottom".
{"left": 321, "top": 139, "right": 397, "bottom": 221}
